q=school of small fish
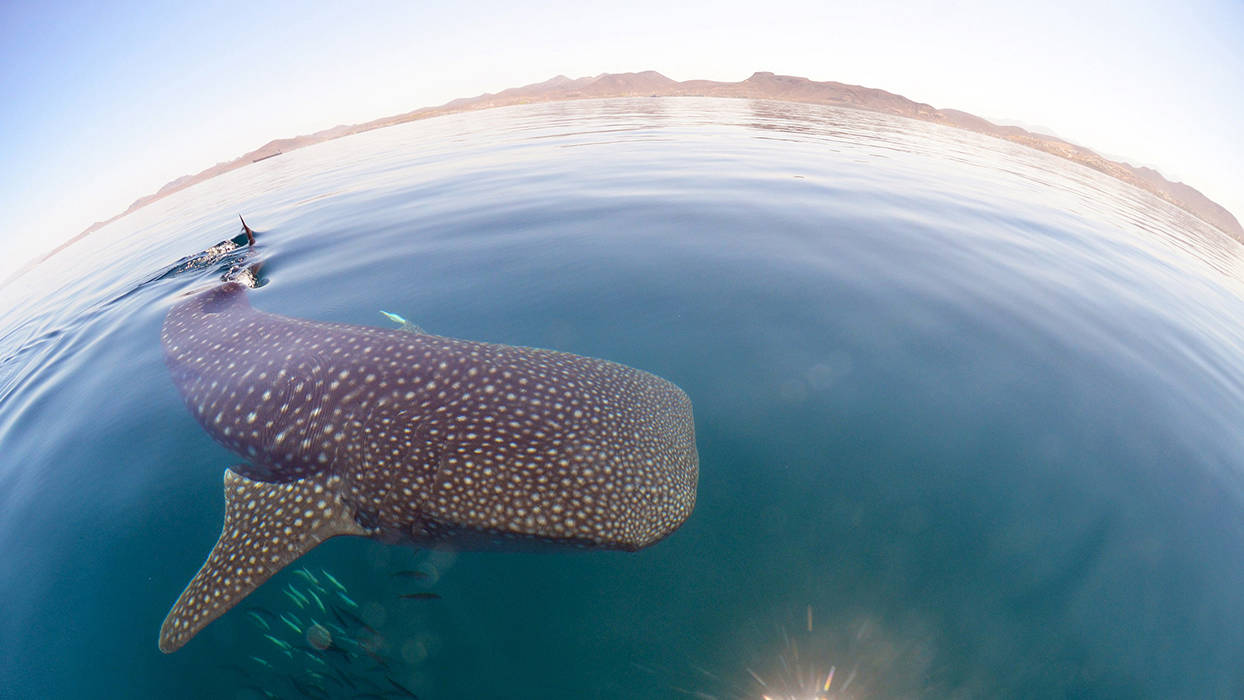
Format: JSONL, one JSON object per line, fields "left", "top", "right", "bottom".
{"left": 218, "top": 565, "right": 437, "bottom": 699}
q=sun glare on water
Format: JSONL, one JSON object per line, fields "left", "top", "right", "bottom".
{"left": 748, "top": 606, "right": 858, "bottom": 700}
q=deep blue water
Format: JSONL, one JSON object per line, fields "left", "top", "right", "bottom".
{"left": 2, "top": 97, "right": 1244, "bottom": 698}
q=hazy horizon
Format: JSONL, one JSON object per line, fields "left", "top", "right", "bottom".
{"left": 2, "top": 0, "right": 1241, "bottom": 284}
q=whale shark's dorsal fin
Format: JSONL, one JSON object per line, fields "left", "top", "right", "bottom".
{"left": 158, "top": 469, "right": 368, "bottom": 652}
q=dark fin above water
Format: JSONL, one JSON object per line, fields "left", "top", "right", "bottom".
{"left": 158, "top": 469, "right": 369, "bottom": 653}
{"left": 238, "top": 215, "right": 255, "bottom": 246}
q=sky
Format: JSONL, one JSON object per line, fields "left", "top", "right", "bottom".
{"left": 2, "top": 0, "right": 1242, "bottom": 284}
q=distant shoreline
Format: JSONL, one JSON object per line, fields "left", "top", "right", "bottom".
{"left": 8, "top": 70, "right": 1239, "bottom": 286}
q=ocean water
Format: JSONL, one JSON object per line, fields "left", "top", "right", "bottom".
{"left": 2, "top": 97, "right": 1244, "bottom": 698}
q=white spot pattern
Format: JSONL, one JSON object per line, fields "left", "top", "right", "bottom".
{"left": 157, "top": 469, "right": 366, "bottom": 652}
{"left": 158, "top": 282, "right": 699, "bottom": 651}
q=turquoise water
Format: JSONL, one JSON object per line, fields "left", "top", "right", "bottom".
{"left": 3, "top": 97, "right": 1244, "bottom": 698}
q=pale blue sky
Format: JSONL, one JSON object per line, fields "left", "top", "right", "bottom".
{"left": 2, "top": 0, "right": 1241, "bottom": 282}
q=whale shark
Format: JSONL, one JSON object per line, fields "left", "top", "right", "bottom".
{"left": 158, "top": 281, "right": 698, "bottom": 652}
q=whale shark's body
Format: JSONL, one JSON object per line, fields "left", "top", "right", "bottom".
{"left": 158, "top": 282, "right": 698, "bottom": 652}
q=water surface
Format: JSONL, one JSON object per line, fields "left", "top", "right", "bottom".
{"left": 2, "top": 97, "right": 1244, "bottom": 698}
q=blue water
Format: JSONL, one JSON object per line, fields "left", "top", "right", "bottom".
{"left": 3, "top": 97, "right": 1244, "bottom": 698}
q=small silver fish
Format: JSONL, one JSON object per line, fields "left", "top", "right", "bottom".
{"left": 299, "top": 649, "right": 328, "bottom": 667}
{"left": 245, "top": 611, "right": 270, "bottom": 631}
{"left": 294, "top": 568, "right": 319, "bottom": 586}
{"left": 284, "top": 584, "right": 309, "bottom": 608}
{"left": 307, "top": 588, "right": 328, "bottom": 613}
{"left": 378, "top": 310, "right": 425, "bottom": 334}
{"left": 279, "top": 612, "right": 302, "bottom": 635}
{"left": 320, "top": 569, "right": 347, "bottom": 593}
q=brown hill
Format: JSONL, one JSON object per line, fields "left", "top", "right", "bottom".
{"left": 11, "top": 70, "right": 1239, "bottom": 286}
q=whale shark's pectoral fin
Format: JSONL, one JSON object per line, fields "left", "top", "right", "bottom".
{"left": 158, "top": 468, "right": 369, "bottom": 653}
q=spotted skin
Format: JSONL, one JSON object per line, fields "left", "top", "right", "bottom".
{"left": 157, "top": 282, "right": 698, "bottom": 652}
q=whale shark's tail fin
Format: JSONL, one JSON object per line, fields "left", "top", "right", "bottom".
{"left": 238, "top": 215, "right": 255, "bottom": 246}
{"left": 158, "top": 469, "right": 369, "bottom": 652}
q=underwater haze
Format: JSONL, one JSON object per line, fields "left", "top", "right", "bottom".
{"left": 2, "top": 97, "right": 1244, "bottom": 698}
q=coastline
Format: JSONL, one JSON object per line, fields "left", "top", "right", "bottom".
{"left": 8, "top": 70, "right": 1239, "bottom": 286}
